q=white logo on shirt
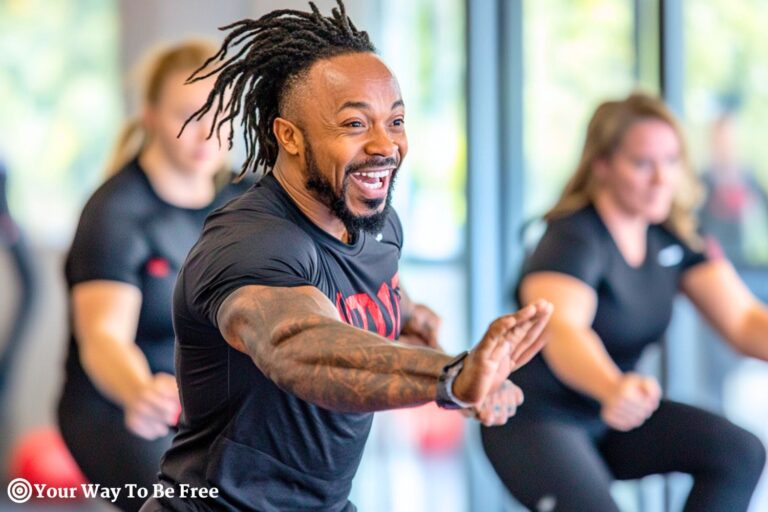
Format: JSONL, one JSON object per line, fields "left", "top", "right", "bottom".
{"left": 375, "top": 233, "right": 383, "bottom": 242}
{"left": 657, "top": 244, "right": 684, "bottom": 267}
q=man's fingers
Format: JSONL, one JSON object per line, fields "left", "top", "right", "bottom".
{"left": 473, "top": 317, "right": 515, "bottom": 361}
{"left": 486, "top": 314, "right": 520, "bottom": 339}
{"left": 511, "top": 303, "right": 538, "bottom": 324}
{"left": 510, "top": 382, "right": 524, "bottom": 406}
{"left": 495, "top": 320, "right": 533, "bottom": 368}
{"left": 509, "top": 332, "right": 548, "bottom": 371}
{"left": 473, "top": 381, "right": 521, "bottom": 426}
{"left": 509, "top": 304, "right": 552, "bottom": 363}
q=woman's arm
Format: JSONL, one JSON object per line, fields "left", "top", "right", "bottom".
{"left": 520, "top": 272, "right": 621, "bottom": 401}
{"left": 520, "top": 271, "right": 660, "bottom": 430}
{"left": 72, "top": 281, "right": 179, "bottom": 438}
{"left": 682, "top": 259, "right": 768, "bottom": 360}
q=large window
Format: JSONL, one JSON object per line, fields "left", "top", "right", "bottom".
{"left": 684, "top": 3, "right": 768, "bottom": 511}
{"left": 524, "top": 0, "right": 635, "bottom": 219}
{"left": 0, "top": 0, "right": 121, "bottom": 244}
{"left": 351, "top": 1, "right": 468, "bottom": 511}
{"left": 685, "top": 0, "right": 768, "bottom": 267}
{"left": 383, "top": 0, "right": 467, "bottom": 262}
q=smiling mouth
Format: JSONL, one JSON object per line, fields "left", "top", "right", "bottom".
{"left": 349, "top": 169, "right": 392, "bottom": 190}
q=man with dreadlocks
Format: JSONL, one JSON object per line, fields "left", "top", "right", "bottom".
{"left": 140, "top": 2, "right": 552, "bottom": 511}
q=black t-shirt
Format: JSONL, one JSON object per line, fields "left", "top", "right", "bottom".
{"left": 158, "top": 174, "right": 403, "bottom": 512}
{"left": 512, "top": 204, "right": 707, "bottom": 424}
{"left": 62, "top": 160, "right": 246, "bottom": 401}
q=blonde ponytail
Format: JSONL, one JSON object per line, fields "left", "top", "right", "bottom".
{"left": 103, "top": 39, "right": 220, "bottom": 179}
{"left": 103, "top": 118, "right": 145, "bottom": 178}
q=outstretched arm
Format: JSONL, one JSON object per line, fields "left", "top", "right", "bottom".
{"left": 217, "top": 284, "right": 551, "bottom": 413}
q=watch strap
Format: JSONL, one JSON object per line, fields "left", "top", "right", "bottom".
{"left": 436, "top": 350, "right": 472, "bottom": 409}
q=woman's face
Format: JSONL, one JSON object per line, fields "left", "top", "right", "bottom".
{"left": 597, "top": 118, "right": 683, "bottom": 223}
{"left": 144, "top": 69, "right": 229, "bottom": 177}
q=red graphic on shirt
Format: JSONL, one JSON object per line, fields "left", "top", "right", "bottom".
{"left": 146, "top": 257, "right": 171, "bottom": 278}
{"left": 335, "top": 273, "right": 401, "bottom": 340}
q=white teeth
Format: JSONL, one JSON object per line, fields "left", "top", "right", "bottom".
{"left": 356, "top": 170, "right": 390, "bottom": 178}
{"left": 361, "top": 180, "right": 384, "bottom": 190}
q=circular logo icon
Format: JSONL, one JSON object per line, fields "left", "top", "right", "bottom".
{"left": 7, "top": 478, "right": 33, "bottom": 504}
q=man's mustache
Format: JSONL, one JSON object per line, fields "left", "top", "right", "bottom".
{"left": 345, "top": 157, "right": 399, "bottom": 175}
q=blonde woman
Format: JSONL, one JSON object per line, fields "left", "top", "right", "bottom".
{"left": 57, "top": 41, "right": 246, "bottom": 511}
{"left": 482, "top": 93, "right": 766, "bottom": 511}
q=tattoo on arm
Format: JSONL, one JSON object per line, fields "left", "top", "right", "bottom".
{"left": 218, "top": 285, "right": 450, "bottom": 412}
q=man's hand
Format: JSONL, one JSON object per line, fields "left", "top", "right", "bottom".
{"left": 452, "top": 300, "right": 553, "bottom": 406}
{"left": 465, "top": 380, "right": 524, "bottom": 426}
{"left": 124, "top": 372, "right": 181, "bottom": 440}
{"left": 400, "top": 303, "right": 442, "bottom": 350}
{"left": 600, "top": 373, "right": 661, "bottom": 431}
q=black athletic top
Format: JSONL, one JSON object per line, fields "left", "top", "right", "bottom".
{"left": 61, "top": 160, "right": 246, "bottom": 405}
{"left": 512, "top": 204, "right": 707, "bottom": 425}
{"left": 157, "top": 173, "right": 403, "bottom": 512}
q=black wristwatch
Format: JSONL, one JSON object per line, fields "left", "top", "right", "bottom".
{"left": 436, "top": 350, "right": 472, "bottom": 409}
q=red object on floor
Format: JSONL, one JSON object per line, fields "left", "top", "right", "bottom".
{"left": 7, "top": 427, "right": 88, "bottom": 500}
{"left": 401, "top": 403, "right": 465, "bottom": 454}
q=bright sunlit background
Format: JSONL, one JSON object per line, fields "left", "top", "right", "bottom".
{"left": 2, "top": 1, "right": 768, "bottom": 511}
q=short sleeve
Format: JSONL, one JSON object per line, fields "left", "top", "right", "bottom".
{"left": 185, "top": 217, "right": 317, "bottom": 327}
{"left": 66, "top": 196, "right": 149, "bottom": 288}
{"left": 522, "top": 218, "right": 603, "bottom": 289}
{"left": 680, "top": 242, "right": 708, "bottom": 271}
{"left": 674, "top": 231, "right": 708, "bottom": 272}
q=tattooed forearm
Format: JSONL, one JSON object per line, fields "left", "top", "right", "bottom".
{"left": 276, "top": 323, "right": 449, "bottom": 412}
{"left": 218, "top": 285, "right": 451, "bottom": 413}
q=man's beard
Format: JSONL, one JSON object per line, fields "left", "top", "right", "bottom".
{"left": 304, "top": 142, "right": 399, "bottom": 236}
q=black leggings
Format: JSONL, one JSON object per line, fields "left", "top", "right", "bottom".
{"left": 58, "top": 385, "right": 173, "bottom": 512}
{"left": 481, "top": 400, "right": 766, "bottom": 512}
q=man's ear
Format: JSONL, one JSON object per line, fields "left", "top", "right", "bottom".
{"left": 273, "top": 117, "right": 304, "bottom": 156}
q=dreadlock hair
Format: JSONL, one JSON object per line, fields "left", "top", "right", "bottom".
{"left": 180, "top": 0, "right": 375, "bottom": 179}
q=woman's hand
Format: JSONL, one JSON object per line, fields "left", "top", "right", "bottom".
{"left": 600, "top": 373, "right": 661, "bottom": 431}
{"left": 124, "top": 372, "right": 181, "bottom": 440}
